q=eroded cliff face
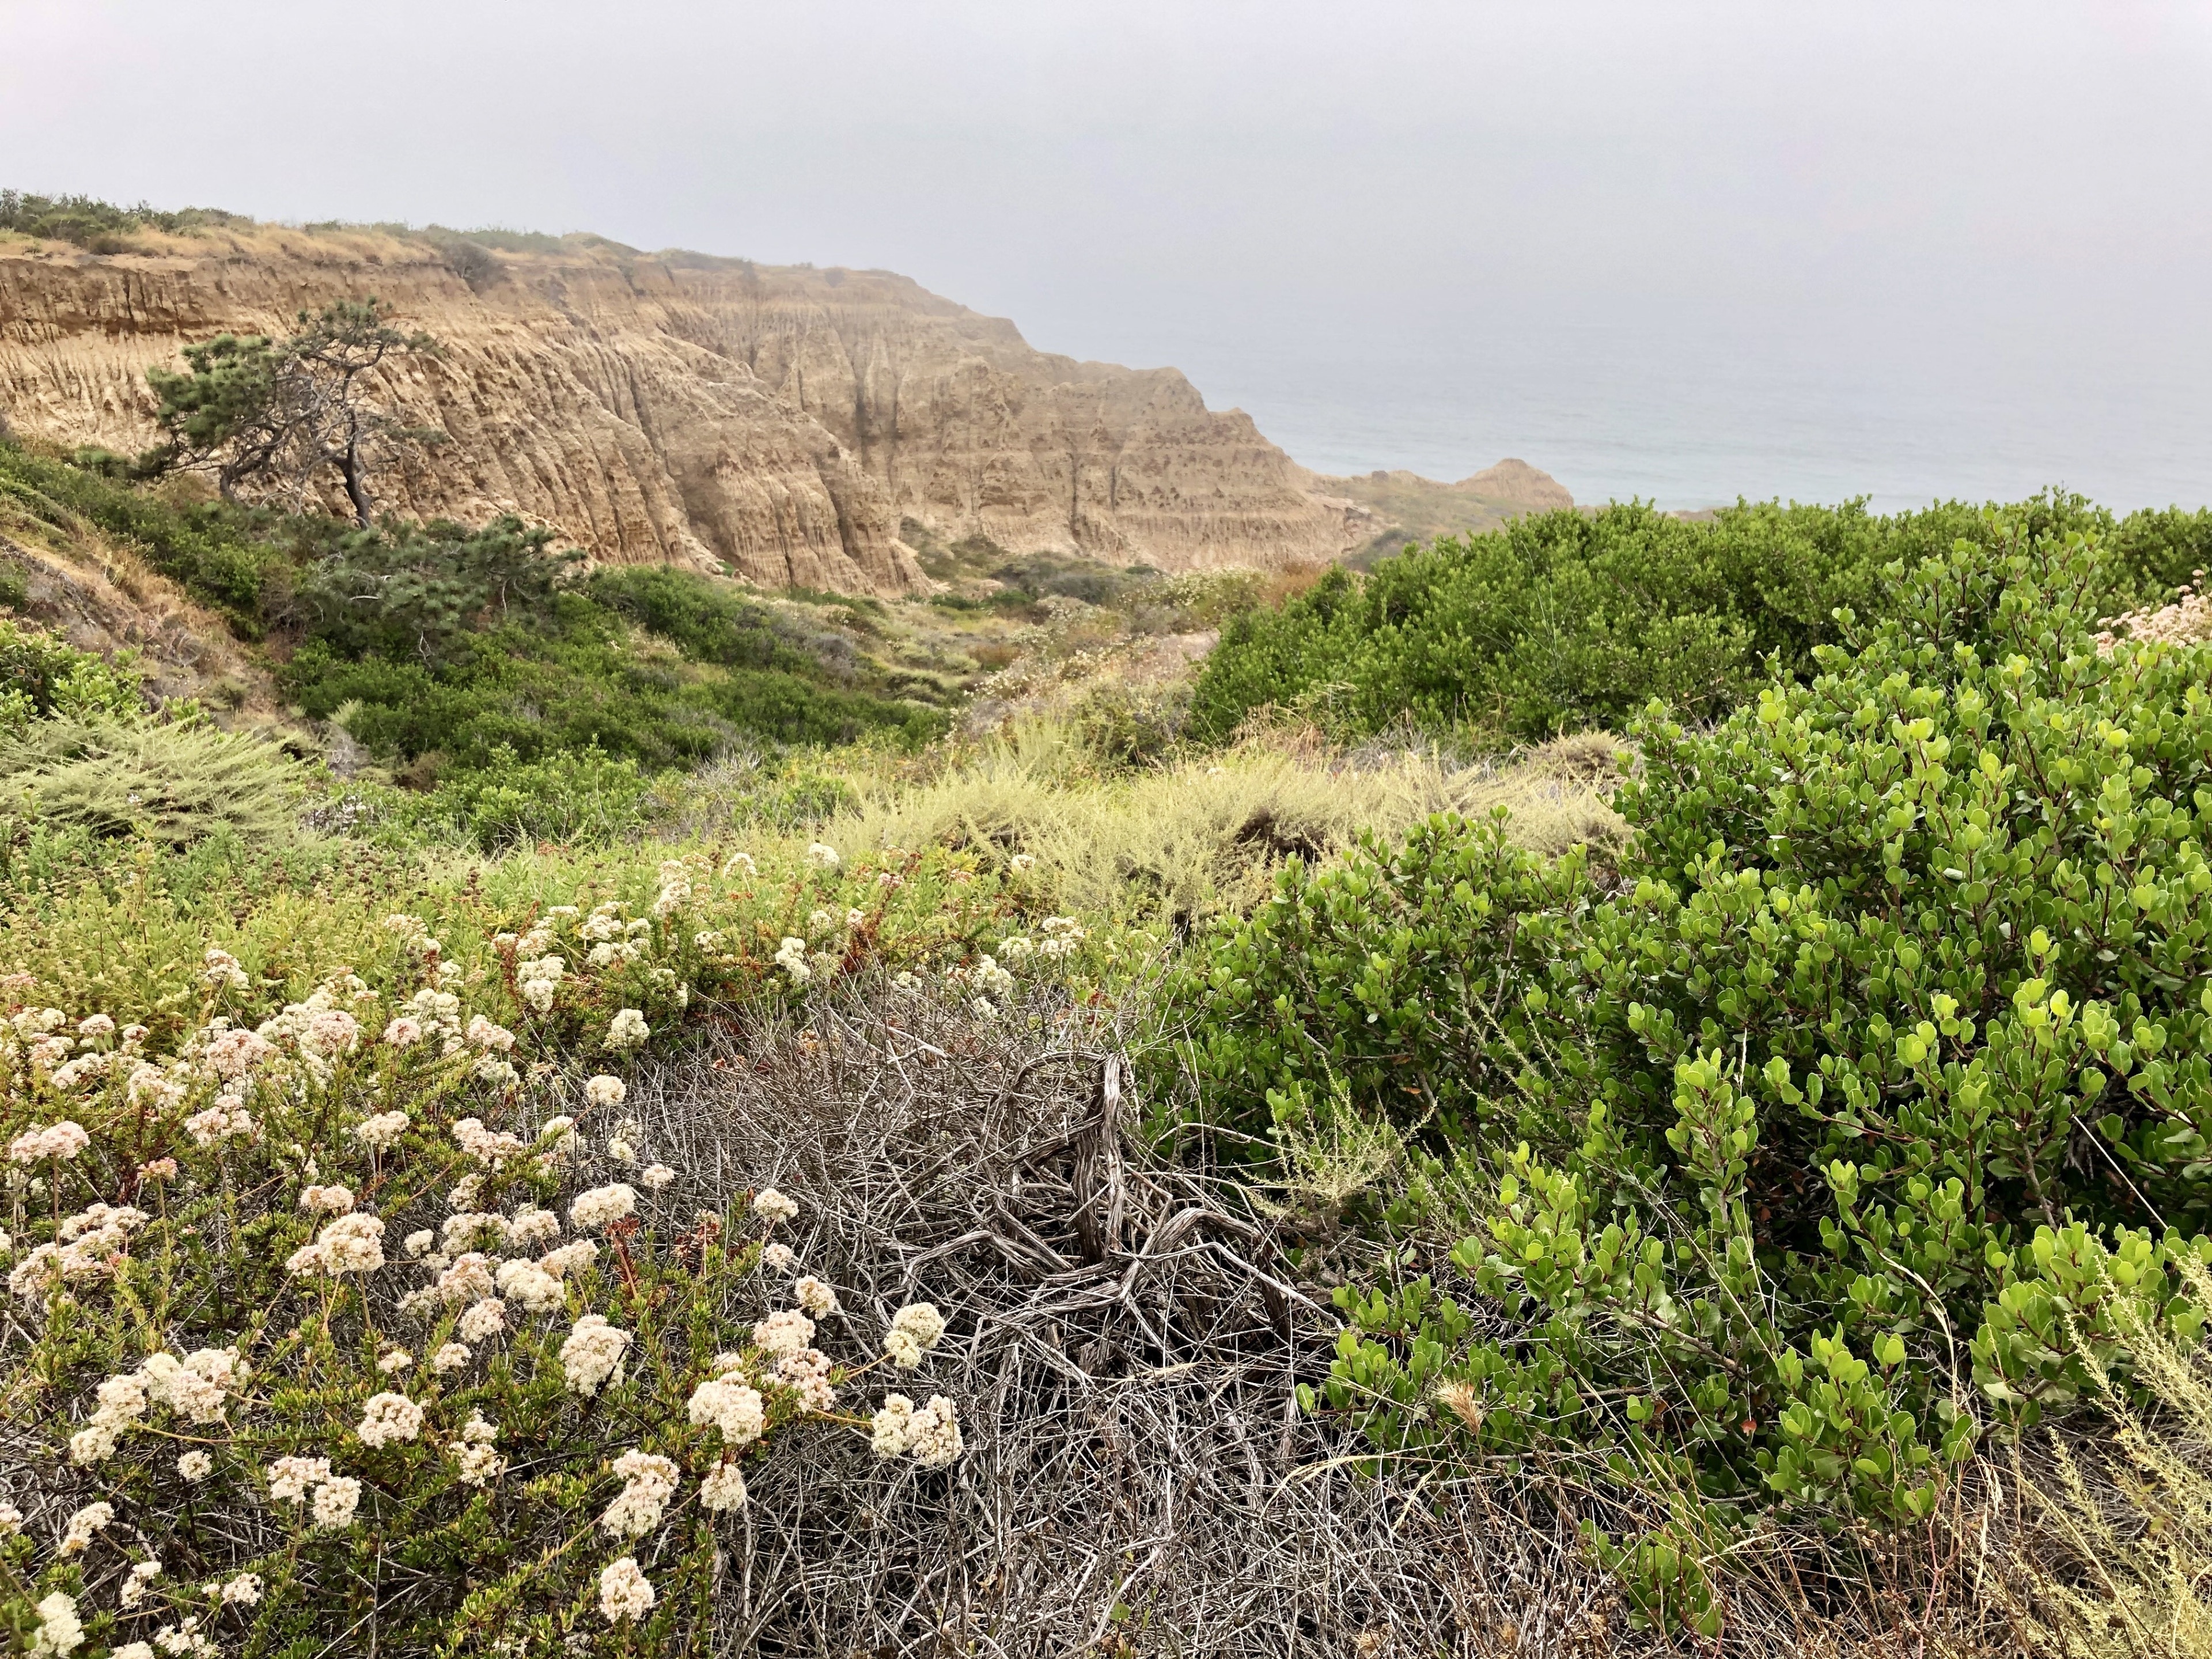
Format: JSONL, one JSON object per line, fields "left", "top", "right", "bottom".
{"left": 0, "top": 226, "right": 1372, "bottom": 595}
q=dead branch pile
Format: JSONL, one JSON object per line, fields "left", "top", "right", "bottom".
{"left": 631, "top": 991, "right": 1617, "bottom": 1658}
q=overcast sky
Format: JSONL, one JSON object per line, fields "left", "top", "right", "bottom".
{"left": 6, "top": 1, "right": 2210, "bottom": 505}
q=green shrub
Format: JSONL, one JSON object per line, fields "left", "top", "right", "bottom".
{"left": 410, "top": 744, "right": 665, "bottom": 852}
{"left": 0, "top": 188, "right": 247, "bottom": 247}
{"left": 1163, "top": 515, "right": 2212, "bottom": 1572}
{"left": 0, "top": 439, "right": 283, "bottom": 627}
{"left": 1189, "top": 494, "right": 2212, "bottom": 747}
{"left": 0, "top": 717, "right": 305, "bottom": 845}
{"left": 0, "top": 618, "right": 142, "bottom": 730}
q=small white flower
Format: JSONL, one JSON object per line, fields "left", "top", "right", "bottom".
{"left": 752, "top": 1309, "right": 815, "bottom": 1355}
{"left": 585, "top": 1073, "right": 626, "bottom": 1108}
{"left": 794, "top": 1275, "right": 839, "bottom": 1316}
{"left": 604, "top": 1009, "right": 650, "bottom": 1052}
{"left": 762, "top": 1241, "right": 798, "bottom": 1272}
{"left": 700, "top": 1460, "right": 749, "bottom": 1512}
{"left": 353, "top": 1109, "right": 410, "bottom": 1149}
{"left": 639, "top": 1163, "right": 675, "bottom": 1191}
{"left": 753, "top": 1188, "right": 800, "bottom": 1225}
{"left": 176, "top": 1450, "right": 213, "bottom": 1480}
{"left": 599, "top": 1555, "right": 655, "bottom": 1624}
{"left": 457, "top": 1298, "right": 507, "bottom": 1342}
{"left": 312, "top": 1475, "right": 362, "bottom": 1529}
{"left": 432, "top": 1342, "right": 472, "bottom": 1373}
{"left": 219, "top": 1573, "right": 262, "bottom": 1607}
{"left": 28, "top": 1591, "right": 82, "bottom": 1658}
{"left": 357, "top": 1391, "right": 426, "bottom": 1448}
{"left": 687, "top": 1376, "right": 767, "bottom": 1445}
{"left": 570, "top": 1183, "right": 638, "bottom": 1229}
{"left": 805, "top": 842, "right": 841, "bottom": 870}
{"left": 559, "top": 1314, "right": 631, "bottom": 1396}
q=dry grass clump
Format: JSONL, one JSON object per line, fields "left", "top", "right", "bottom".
{"left": 827, "top": 718, "right": 1626, "bottom": 930}
{"left": 1995, "top": 1259, "right": 2212, "bottom": 1658}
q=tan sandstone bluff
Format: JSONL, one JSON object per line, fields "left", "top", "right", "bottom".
{"left": 0, "top": 223, "right": 1423, "bottom": 596}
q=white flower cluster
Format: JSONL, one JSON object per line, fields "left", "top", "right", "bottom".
{"left": 599, "top": 1556, "right": 654, "bottom": 1624}
{"left": 884, "top": 1301, "right": 949, "bottom": 1370}
{"left": 70, "top": 1346, "right": 242, "bottom": 1464}
{"left": 753, "top": 1187, "right": 800, "bottom": 1225}
{"left": 700, "top": 1458, "right": 749, "bottom": 1512}
{"left": 352, "top": 1109, "right": 410, "bottom": 1149}
{"left": 774, "top": 936, "right": 812, "bottom": 984}
{"left": 869, "top": 1392, "right": 964, "bottom": 1468}
{"left": 12, "top": 1201, "right": 151, "bottom": 1300}
{"left": 7, "top": 1119, "right": 90, "bottom": 1163}
{"left": 517, "top": 952, "right": 565, "bottom": 1013}
{"left": 560, "top": 1313, "right": 632, "bottom": 1396}
{"left": 600, "top": 1448, "right": 680, "bottom": 1538}
{"left": 59, "top": 1499, "right": 113, "bottom": 1555}
{"left": 268, "top": 1456, "right": 362, "bottom": 1528}
{"left": 605, "top": 1007, "right": 650, "bottom": 1052}
{"left": 450, "top": 1411, "right": 506, "bottom": 1486}
{"left": 571, "top": 1183, "right": 637, "bottom": 1229}
{"left": 28, "top": 1590, "right": 82, "bottom": 1657}
{"left": 686, "top": 1367, "right": 767, "bottom": 1446}
{"left": 357, "top": 1390, "right": 426, "bottom": 1448}
{"left": 805, "top": 841, "right": 841, "bottom": 870}
{"left": 284, "top": 1212, "right": 385, "bottom": 1278}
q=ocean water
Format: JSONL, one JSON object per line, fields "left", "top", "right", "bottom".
{"left": 1147, "top": 316, "right": 2212, "bottom": 516}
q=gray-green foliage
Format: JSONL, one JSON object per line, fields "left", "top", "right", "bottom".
{"left": 0, "top": 718, "right": 304, "bottom": 846}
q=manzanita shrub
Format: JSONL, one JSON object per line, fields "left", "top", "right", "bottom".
{"left": 1162, "top": 519, "right": 2212, "bottom": 1628}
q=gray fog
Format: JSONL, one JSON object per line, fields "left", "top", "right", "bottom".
{"left": 6, "top": 1, "right": 2210, "bottom": 507}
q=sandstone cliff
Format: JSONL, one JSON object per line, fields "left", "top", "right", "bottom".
{"left": 1313, "top": 459, "right": 1575, "bottom": 558}
{"left": 0, "top": 225, "right": 1374, "bottom": 596}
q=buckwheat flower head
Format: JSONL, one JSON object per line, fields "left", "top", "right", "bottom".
{"left": 762, "top": 1241, "right": 798, "bottom": 1272}
{"left": 122, "top": 1560, "right": 161, "bottom": 1609}
{"left": 508, "top": 1206, "right": 562, "bottom": 1248}
{"left": 311, "top": 1475, "right": 362, "bottom": 1529}
{"left": 805, "top": 841, "right": 840, "bottom": 870}
{"left": 299, "top": 1183, "right": 355, "bottom": 1215}
{"left": 465, "top": 1014, "right": 516, "bottom": 1052}
{"left": 539, "top": 1238, "right": 599, "bottom": 1278}
{"left": 378, "top": 1349, "right": 412, "bottom": 1374}
{"left": 600, "top": 1448, "right": 680, "bottom": 1538}
{"left": 9, "top": 1121, "right": 90, "bottom": 1164}
{"left": 448, "top": 1173, "right": 483, "bottom": 1210}
{"left": 752, "top": 1188, "right": 800, "bottom": 1225}
{"left": 301, "top": 1008, "right": 361, "bottom": 1059}
{"left": 570, "top": 1183, "right": 637, "bottom": 1229}
{"left": 28, "top": 1591, "right": 82, "bottom": 1657}
{"left": 891, "top": 1302, "right": 948, "bottom": 1353}
{"left": 606, "top": 1135, "right": 637, "bottom": 1164}
{"left": 752, "top": 1308, "right": 814, "bottom": 1356}
{"left": 605, "top": 1009, "right": 650, "bottom": 1052}
{"left": 176, "top": 1450, "right": 213, "bottom": 1480}
{"left": 267, "top": 1456, "right": 331, "bottom": 1502}
{"left": 793, "top": 1275, "right": 839, "bottom": 1316}
{"left": 639, "top": 1163, "right": 675, "bottom": 1191}
{"left": 219, "top": 1574, "right": 262, "bottom": 1607}
{"left": 432, "top": 1252, "right": 496, "bottom": 1306}
{"left": 453, "top": 1119, "right": 525, "bottom": 1167}
{"left": 404, "top": 1229, "right": 435, "bottom": 1258}
{"left": 78, "top": 1014, "right": 116, "bottom": 1039}
{"left": 778, "top": 1347, "right": 836, "bottom": 1411}
{"left": 700, "top": 1459, "right": 749, "bottom": 1512}
{"left": 871, "top": 1393, "right": 917, "bottom": 1457}
{"left": 584, "top": 1073, "right": 626, "bottom": 1108}
{"left": 906, "top": 1394, "right": 964, "bottom": 1468}
{"left": 559, "top": 1314, "right": 631, "bottom": 1396}
{"left": 884, "top": 1328, "right": 923, "bottom": 1369}
{"left": 0, "top": 1502, "right": 20, "bottom": 1536}
{"left": 599, "top": 1555, "right": 654, "bottom": 1624}
{"left": 432, "top": 1342, "right": 472, "bottom": 1373}
{"left": 59, "top": 1501, "right": 113, "bottom": 1555}
{"left": 305, "top": 1213, "right": 386, "bottom": 1277}
{"left": 686, "top": 1376, "right": 767, "bottom": 1445}
{"left": 357, "top": 1391, "right": 426, "bottom": 1448}
{"left": 381, "top": 1016, "right": 425, "bottom": 1050}
{"left": 458, "top": 1297, "right": 507, "bottom": 1342}
{"left": 353, "top": 1110, "right": 410, "bottom": 1150}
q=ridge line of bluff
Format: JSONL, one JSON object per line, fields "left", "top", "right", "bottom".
{"left": 0, "top": 228, "right": 1402, "bottom": 596}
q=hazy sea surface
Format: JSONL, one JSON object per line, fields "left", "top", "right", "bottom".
{"left": 1141, "top": 315, "right": 2212, "bottom": 516}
